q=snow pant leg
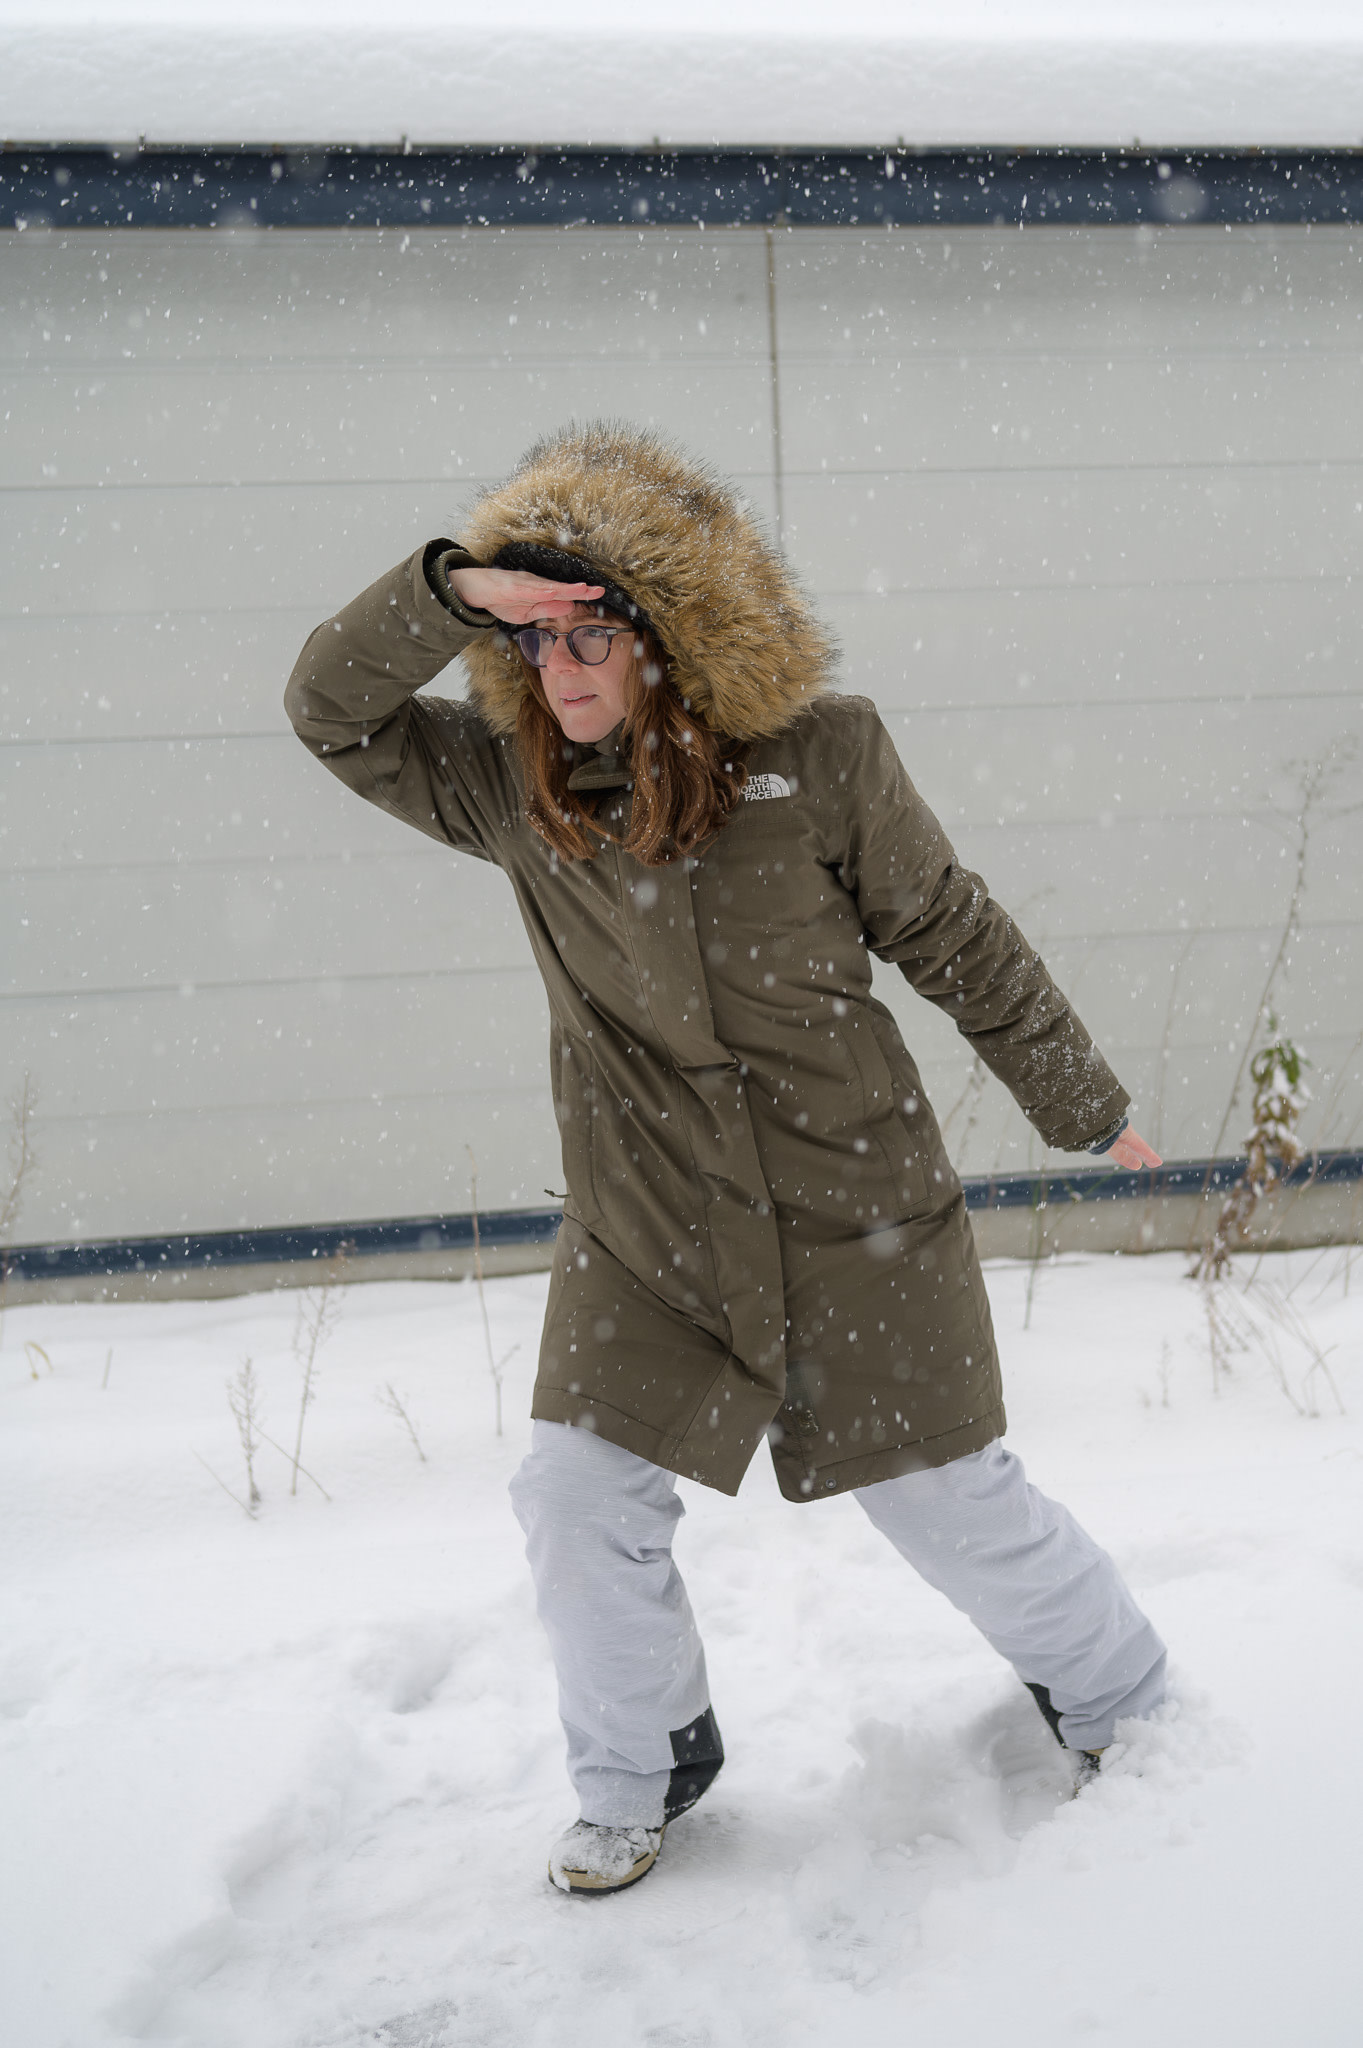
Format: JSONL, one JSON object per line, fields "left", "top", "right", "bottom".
{"left": 508, "top": 1418, "right": 713, "bottom": 1828}
{"left": 853, "top": 1441, "right": 1167, "bottom": 1752}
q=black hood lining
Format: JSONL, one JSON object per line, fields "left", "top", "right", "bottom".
{"left": 488, "top": 540, "right": 661, "bottom": 645}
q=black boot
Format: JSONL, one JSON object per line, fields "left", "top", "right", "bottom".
{"left": 664, "top": 1706, "right": 725, "bottom": 1822}
{"left": 1025, "top": 1682, "right": 1104, "bottom": 1783}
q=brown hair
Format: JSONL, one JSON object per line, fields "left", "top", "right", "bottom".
{"left": 514, "top": 631, "right": 748, "bottom": 866}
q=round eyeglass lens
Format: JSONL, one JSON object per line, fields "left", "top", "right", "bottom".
{"left": 514, "top": 628, "right": 551, "bottom": 667}
{"left": 565, "top": 625, "right": 613, "bottom": 665}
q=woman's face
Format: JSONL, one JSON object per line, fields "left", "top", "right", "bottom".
{"left": 533, "top": 605, "right": 637, "bottom": 746}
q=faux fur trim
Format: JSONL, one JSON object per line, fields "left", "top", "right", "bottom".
{"left": 456, "top": 421, "right": 835, "bottom": 739}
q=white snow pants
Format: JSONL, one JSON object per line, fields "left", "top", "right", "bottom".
{"left": 509, "top": 1419, "right": 1167, "bottom": 1827}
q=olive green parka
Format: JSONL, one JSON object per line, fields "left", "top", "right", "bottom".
{"left": 284, "top": 425, "right": 1128, "bottom": 1500}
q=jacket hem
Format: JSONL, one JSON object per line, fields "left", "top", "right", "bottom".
{"left": 771, "top": 1405, "right": 1007, "bottom": 1503}
{"left": 530, "top": 1386, "right": 763, "bottom": 1497}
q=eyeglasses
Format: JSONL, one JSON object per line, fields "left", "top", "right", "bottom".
{"left": 514, "top": 623, "right": 634, "bottom": 668}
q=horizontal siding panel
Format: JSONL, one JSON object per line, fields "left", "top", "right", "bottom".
{"left": 0, "top": 228, "right": 771, "bottom": 366}
{"left": 790, "top": 465, "right": 1363, "bottom": 594}
{"left": 0, "top": 360, "right": 774, "bottom": 490}
{"left": 0, "top": 731, "right": 462, "bottom": 871}
{"left": 2, "top": 850, "right": 530, "bottom": 996}
{"left": 0, "top": 475, "right": 781, "bottom": 618}
{"left": 927, "top": 812, "right": 1360, "bottom": 934}
{"left": 878, "top": 697, "right": 1361, "bottom": 831}
{"left": 780, "top": 352, "right": 1363, "bottom": 474}
{"left": 775, "top": 227, "right": 1363, "bottom": 357}
{"left": 824, "top": 582, "right": 1363, "bottom": 711}
{"left": 0, "top": 607, "right": 333, "bottom": 742}
{"left": 0, "top": 970, "right": 550, "bottom": 1121}
{"left": 12, "top": 1088, "right": 559, "bottom": 1243}
{"left": 982, "top": 925, "right": 1363, "bottom": 1064}
{"left": 870, "top": 921, "right": 1361, "bottom": 1070}
{"left": 0, "top": 482, "right": 489, "bottom": 618}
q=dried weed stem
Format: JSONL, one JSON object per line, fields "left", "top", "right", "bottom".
{"left": 228, "top": 1358, "right": 264, "bottom": 1514}
{"left": 379, "top": 1383, "right": 427, "bottom": 1462}
{"left": 289, "top": 1243, "right": 350, "bottom": 1498}
{"left": 467, "top": 1146, "right": 518, "bottom": 1437}
{"left": 0, "top": 1075, "right": 39, "bottom": 1351}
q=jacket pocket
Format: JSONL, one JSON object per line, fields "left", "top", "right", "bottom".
{"left": 839, "top": 1011, "right": 932, "bottom": 1218}
{"left": 549, "top": 1025, "right": 601, "bottom": 1225}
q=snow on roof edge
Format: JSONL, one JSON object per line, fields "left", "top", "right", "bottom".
{"left": 3, "top": 29, "right": 1363, "bottom": 152}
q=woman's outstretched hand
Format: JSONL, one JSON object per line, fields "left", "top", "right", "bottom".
{"left": 1107, "top": 1127, "right": 1162, "bottom": 1172}
{"left": 448, "top": 564, "right": 605, "bottom": 625}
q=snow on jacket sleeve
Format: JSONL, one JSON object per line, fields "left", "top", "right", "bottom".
{"left": 283, "top": 543, "right": 516, "bottom": 862}
{"left": 833, "top": 698, "right": 1130, "bottom": 1154}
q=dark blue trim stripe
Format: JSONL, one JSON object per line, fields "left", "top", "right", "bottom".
{"left": 6, "top": 1151, "right": 1359, "bottom": 1284}
{"left": 5, "top": 147, "right": 1363, "bottom": 233}
{"left": 3, "top": 1205, "right": 565, "bottom": 1282}
{"left": 960, "top": 1148, "right": 1363, "bottom": 1216}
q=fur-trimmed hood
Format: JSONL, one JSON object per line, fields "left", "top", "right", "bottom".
{"left": 457, "top": 422, "right": 835, "bottom": 740}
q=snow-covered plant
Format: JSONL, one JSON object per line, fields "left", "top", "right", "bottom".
{"left": 0, "top": 1074, "right": 38, "bottom": 1352}
{"left": 289, "top": 1244, "right": 350, "bottom": 1497}
{"left": 1193, "top": 1021, "right": 1309, "bottom": 1282}
{"left": 1199, "top": 1268, "right": 1342, "bottom": 1417}
{"left": 0, "top": 1074, "right": 37, "bottom": 1244}
{"left": 227, "top": 1358, "right": 264, "bottom": 1514}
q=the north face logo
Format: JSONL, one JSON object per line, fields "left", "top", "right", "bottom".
{"left": 744, "top": 773, "right": 792, "bottom": 801}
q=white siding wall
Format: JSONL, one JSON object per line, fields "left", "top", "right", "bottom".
{"left": 2, "top": 224, "right": 1360, "bottom": 1244}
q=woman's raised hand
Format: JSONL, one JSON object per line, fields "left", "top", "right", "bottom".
{"left": 448, "top": 564, "right": 605, "bottom": 625}
{"left": 1106, "top": 1127, "right": 1162, "bottom": 1172}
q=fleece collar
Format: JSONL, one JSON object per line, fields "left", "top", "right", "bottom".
{"left": 566, "top": 754, "right": 631, "bottom": 794}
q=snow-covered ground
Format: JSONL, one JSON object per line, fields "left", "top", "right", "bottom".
{"left": 3, "top": 1246, "right": 1361, "bottom": 2048}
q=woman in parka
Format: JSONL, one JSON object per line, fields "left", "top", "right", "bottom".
{"left": 285, "top": 422, "right": 1167, "bottom": 1896}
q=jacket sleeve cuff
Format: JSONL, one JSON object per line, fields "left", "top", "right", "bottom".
{"left": 1086, "top": 1114, "right": 1130, "bottom": 1156}
{"left": 423, "top": 540, "right": 498, "bottom": 630}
